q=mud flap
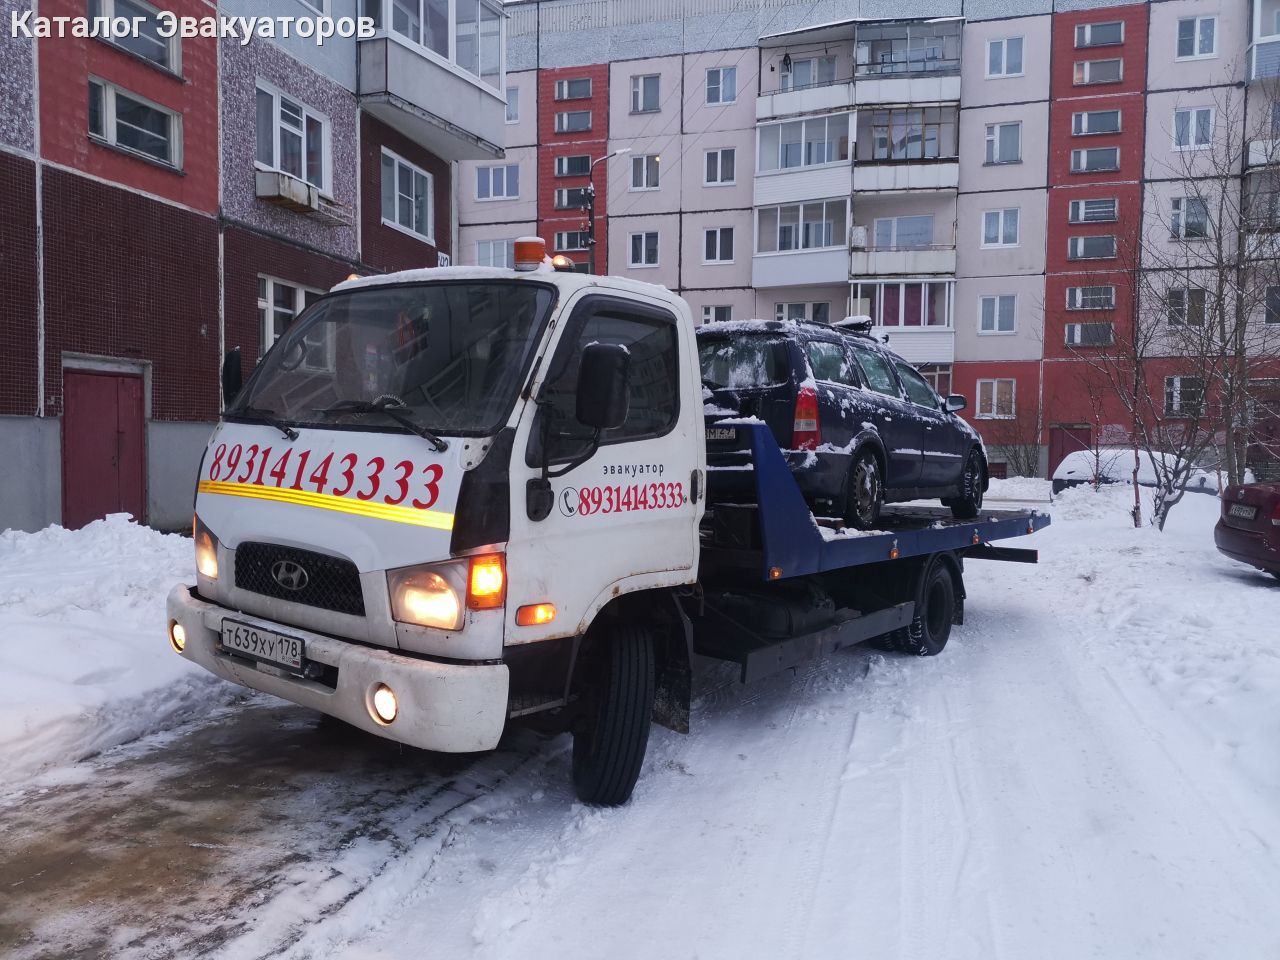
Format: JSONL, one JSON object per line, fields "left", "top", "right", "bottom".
{"left": 653, "top": 592, "right": 694, "bottom": 734}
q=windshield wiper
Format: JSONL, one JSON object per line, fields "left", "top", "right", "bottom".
{"left": 230, "top": 405, "right": 299, "bottom": 441}
{"left": 320, "top": 399, "right": 449, "bottom": 452}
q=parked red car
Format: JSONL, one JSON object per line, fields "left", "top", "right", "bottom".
{"left": 1215, "top": 483, "right": 1280, "bottom": 581}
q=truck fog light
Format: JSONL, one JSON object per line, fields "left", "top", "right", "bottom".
{"left": 371, "top": 684, "right": 398, "bottom": 724}
{"left": 169, "top": 622, "right": 187, "bottom": 653}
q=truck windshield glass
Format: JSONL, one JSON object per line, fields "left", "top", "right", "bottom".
{"left": 699, "top": 335, "right": 790, "bottom": 389}
{"left": 230, "top": 281, "right": 556, "bottom": 437}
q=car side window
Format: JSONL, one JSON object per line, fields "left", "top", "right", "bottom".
{"left": 894, "top": 360, "right": 940, "bottom": 408}
{"left": 533, "top": 300, "right": 680, "bottom": 464}
{"left": 804, "top": 340, "right": 859, "bottom": 386}
{"left": 850, "top": 346, "right": 901, "bottom": 397}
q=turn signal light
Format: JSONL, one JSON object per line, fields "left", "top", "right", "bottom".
{"left": 516, "top": 603, "right": 557, "bottom": 626}
{"left": 467, "top": 554, "right": 506, "bottom": 610}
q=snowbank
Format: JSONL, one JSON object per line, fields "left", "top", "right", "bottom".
{"left": 0, "top": 515, "right": 234, "bottom": 782}
{"left": 985, "top": 475, "right": 1054, "bottom": 501}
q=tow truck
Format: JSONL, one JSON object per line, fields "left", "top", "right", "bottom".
{"left": 167, "top": 238, "right": 1048, "bottom": 805}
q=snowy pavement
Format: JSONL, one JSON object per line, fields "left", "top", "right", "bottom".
{"left": 2, "top": 484, "right": 1280, "bottom": 959}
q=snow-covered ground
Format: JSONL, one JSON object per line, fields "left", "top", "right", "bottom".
{"left": 2, "top": 487, "right": 1279, "bottom": 959}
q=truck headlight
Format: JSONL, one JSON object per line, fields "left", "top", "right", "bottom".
{"left": 194, "top": 516, "right": 219, "bottom": 580}
{"left": 387, "top": 563, "right": 465, "bottom": 631}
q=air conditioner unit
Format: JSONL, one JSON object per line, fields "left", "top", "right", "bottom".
{"left": 849, "top": 226, "right": 868, "bottom": 249}
{"left": 255, "top": 170, "right": 319, "bottom": 213}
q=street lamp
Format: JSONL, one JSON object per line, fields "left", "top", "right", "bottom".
{"left": 583, "top": 147, "right": 630, "bottom": 275}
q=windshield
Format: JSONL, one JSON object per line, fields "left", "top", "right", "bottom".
{"left": 230, "top": 281, "right": 557, "bottom": 437}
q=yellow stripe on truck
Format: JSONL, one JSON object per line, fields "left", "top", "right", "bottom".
{"left": 197, "top": 480, "right": 455, "bottom": 530}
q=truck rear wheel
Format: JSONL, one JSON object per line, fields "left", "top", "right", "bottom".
{"left": 890, "top": 560, "right": 955, "bottom": 657}
{"left": 572, "top": 622, "right": 656, "bottom": 806}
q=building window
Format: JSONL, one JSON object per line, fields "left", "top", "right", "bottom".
{"left": 629, "top": 231, "right": 659, "bottom": 267}
{"left": 554, "top": 186, "right": 588, "bottom": 209}
{"left": 1066, "top": 285, "right": 1116, "bottom": 310}
{"left": 1069, "top": 198, "right": 1118, "bottom": 223}
{"left": 87, "top": 0, "right": 179, "bottom": 72}
{"left": 1075, "top": 21, "right": 1124, "bottom": 48}
{"left": 1177, "top": 16, "right": 1216, "bottom": 59}
{"left": 1164, "top": 376, "right": 1204, "bottom": 417}
{"left": 706, "top": 67, "right": 737, "bottom": 104}
{"left": 387, "top": 0, "right": 503, "bottom": 89}
{"left": 704, "top": 227, "right": 734, "bottom": 263}
{"left": 917, "top": 363, "right": 952, "bottom": 397}
{"left": 756, "top": 200, "right": 848, "bottom": 252}
{"left": 781, "top": 55, "right": 836, "bottom": 91}
{"left": 1074, "top": 59, "right": 1123, "bottom": 84}
{"left": 476, "top": 163, "right": 518, "bottom": 200}
{"left": 381, "top": 150, "right": 434, "bottom": 240}
{"left": 758, "top": 113, "right": 850, "bottom": 171}
{"left": 1167, "top": 286, "right": 1208, "bottom": 325}
{"left": 986, "top": 37, "right": 1023, "bottom": 77}
{"left": 631, "top": 74, "right": 660, "bottom": 113}
{"left": 1173, "top": 107, "right": 1213, "bottom": 150}
{"left": 257, "top": 276, "right": 325, "bottom": 363}
{"left": 703, "top": 305, "right": 732, "bottom": 323}
{"left": 1268, "top": 287, "right": 1280, "bottom": 324}
{"left": 631, "top": 154, "right": 661, "bottom": 190}
{"left": 775, "top": 302, "right": 830, "bottom": 324}
{"left": 89, "top": 78, "right": 182, "bottom": 168}
{"left": 554, "top": 231, "right": 590, "bottom": 252}
{"left": 984, "top": 121, "right": 1021, "bottom": 164}
{"left": 1072, "top": 109, "right": 1121, "bottom": 136}
{"left": 505, "top": 86, "right": 519, "bottom": 123}
{"left": 554, "top": 78, "right": 592, "bottom": 100}
{"left": 1068, "top": 235, "right": 1117, "bottom": 260}
{"left": 555, "top": 155, "right": 590, "bottom": 177}
{"left": 864, "top": 106, "right": 958, "bottom": 161}
{"left": 979, "top": 294, "right": 1017, "bottom": 334}
{"left": 475, "top": 238, "right": 514, "bottom": 267}
{"left": 850, "top": 281, "right": 952, "bottom": 327}
{"left": 1065, "top": 322, "right": 1114, "bottom": 346}
{"left": 873, "top": 215, "right": 933, "bottom": 249}
{"left": 1171, "top": 197, "right": 1210, "bottom": 239}
{"left": 705, "top": 148, "right": 736, "bottom": 185}
{"left": 976, "top": 379, "right": 1016, "bottom": 419}
{"left": 982, "top": 208, "right": 1020, "bottom": 248}
{"left": 1070, "top": 147, "right": 1120, "bottom": 172}
{"left": 554, "top": 110, "right": 592, "bottom": 133}
{"left": 255, "top": 82, "right": 326, "bottom": 189}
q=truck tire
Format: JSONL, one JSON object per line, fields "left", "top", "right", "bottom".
{"left": 948, "top": 449, "right": 985, "bottom": 520}
{"left": 844, "top": 449, "right": 884, "bottom": 530}
{"left": 572, "top": 622, "right": 656, "bottom": 806}
{"left": 891, "top": 560, "right": 955, "bottom": 657}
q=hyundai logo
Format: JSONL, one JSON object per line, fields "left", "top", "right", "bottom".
{"left": 271, "top": 560, "right": 310, "bottom": 591}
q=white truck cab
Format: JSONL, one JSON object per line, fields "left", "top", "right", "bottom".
{"left": 168, "top": 242, "right": 706, "bottom": 804}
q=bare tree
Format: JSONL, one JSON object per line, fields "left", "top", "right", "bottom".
{"left": 977, "top": 391, "right": 1043, "bottom": 477}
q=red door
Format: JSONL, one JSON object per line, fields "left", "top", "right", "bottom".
{"left": 62, "top": 370, "right": 146, "bottom": 529}
{"left": 1048, "top": 425, "right": 1092, "bottom": 477}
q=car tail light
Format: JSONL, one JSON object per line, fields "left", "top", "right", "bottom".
{"left": 793, "top": 386, "right": 821, "bottom": 451}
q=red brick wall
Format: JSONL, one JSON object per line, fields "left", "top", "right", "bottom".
{"left": 0, "top": 152, "right": 38, "bottom": 416}
{"left": 952, "top": 360, "right": 1043, "bottom": 441}
{"left": 38, "top": 0, "right": 219, "bottom": 214}
{"left": 223, "top": 225, "right": 356, "bottom": 367}
{"left": 40, "top": 166, "right": 220, "bottom": 420}
{"left": 1050, "top": 5, "right": 1149, "bottom": 102}
{"left": 538, "top": 64, "right": 609, "bottom": 271}
{"left": 359, "top": 114, "right": 452, "bottom": 273}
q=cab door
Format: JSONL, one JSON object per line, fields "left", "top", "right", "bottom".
{"left": 848, "top": 343, "right": 922, "bottom": 489}
{"left": 504, "top": 292, "right": 702, "bottom": 644}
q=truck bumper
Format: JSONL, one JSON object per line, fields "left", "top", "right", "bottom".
{"left": 166, "top": 584, "right": 510, "bottom": 753}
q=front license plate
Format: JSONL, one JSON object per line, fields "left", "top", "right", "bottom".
{"left": 1229, "top": 503, "right": 1258, "bottom": 520}
{"left": 221, "top": 620, "right": 305, "bottom": 672}
{"left": 706, "top": 427, "right": 737, "bottom": 442}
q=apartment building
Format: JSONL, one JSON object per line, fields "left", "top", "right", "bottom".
{"left": 0, "top": 0, "right": 507, "bottom": 532}
{"left": 467, "top": 0, "right": 1280, "bottom": 481}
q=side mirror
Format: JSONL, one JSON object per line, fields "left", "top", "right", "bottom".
{"left": 944, "top": 394, "right": 966, "bottom": 413}
{"left": 576, "top": 343, "right": 630, "bottom": 431}
{"left": 221, "top": 347, "right": 243, "bottom": 408}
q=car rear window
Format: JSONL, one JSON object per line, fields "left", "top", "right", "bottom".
{"left": 699, "top": 335, "right": 790, "bottom": 389}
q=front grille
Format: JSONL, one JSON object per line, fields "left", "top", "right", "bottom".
{"left": 234, "top": 542, "right": 366, "bottom": 616}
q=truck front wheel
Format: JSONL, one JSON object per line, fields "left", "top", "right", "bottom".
{"left": 572, "top": 621, "right": 656, "bottom": 806}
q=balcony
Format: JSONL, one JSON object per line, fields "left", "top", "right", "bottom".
{"left": 357, "top": 0, "right": 506, "bottom": 161}
{"left": 752, "top": 249, "right": 848, "bottom": 289}
{"left": 1248, "top": 139, "right": 1280, "bottom": 167}
{"left": 852, "top": 159, "right": 958, "bottom": 193}
{"left": 757, "top": 82, "right": 854, "bottom": 122}
{"left": 849, "top": 244, "right": 956, "bottom": 276}
{"left": 870, "top": 326, "right": 955, "bottom": 365}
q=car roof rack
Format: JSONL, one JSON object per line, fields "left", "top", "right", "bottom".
{"left": 832, "top": 315, "right": 875, "bottom": 334}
